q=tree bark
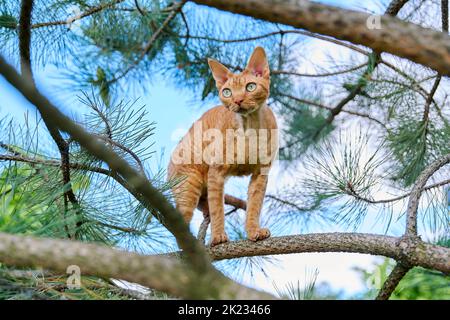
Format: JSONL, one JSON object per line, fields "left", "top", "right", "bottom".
{"left": 205, "top": 233, "right": 450, "bottom": 274}
{"left": 0, "top": 232, "right": 273, "bottom": 299}
{"left": 191, "top": 0, "right": 450, "bottom": 76}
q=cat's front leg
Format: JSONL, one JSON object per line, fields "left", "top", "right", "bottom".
{"left": 246, "top": 172, "right": 270, "bottom": 241}
{"left": 207, "top": 167, "right": 228, "bottom": 246}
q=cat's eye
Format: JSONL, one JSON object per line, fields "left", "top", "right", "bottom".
{"left": 246, "top": 82, "right": 257, "bottom": 92}
{"left": 222, "top": 88, "right": 232, "bottom": 98}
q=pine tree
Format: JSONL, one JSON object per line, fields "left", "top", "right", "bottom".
{"left": 0, "top": 0, "right": 448, "bottom": 300}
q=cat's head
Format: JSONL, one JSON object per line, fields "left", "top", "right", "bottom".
{"left": 208, "top": 47, "right": 270, "bottom": 116}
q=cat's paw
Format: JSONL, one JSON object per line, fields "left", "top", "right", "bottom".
{"left": 210, "top": 232, "right": 229, "bottom": 246}
{"left": 247, "top": 228, "right": 271, "bottom": 242}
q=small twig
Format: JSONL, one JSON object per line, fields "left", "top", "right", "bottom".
{"left": 197, "top": 216, "right": 210, "bottom": 244}
{"left": 31, "top": 0, "right": 125, "bottom": 29}
{"left": 266, "top": 194, "right": 313, "bottom": 212}
{"left": 224, "top": 194, "right": 247, "bottom": 210}
{"left": 134, "top": 0, "right": 146, "bottom": 16}
{"left": 179, "top": 8, "right": 190, "bottom": 47}
{"left": 94, "top": 135, "right": 145, "bottom": 173}
{"left": 89, "top": 103, "right": 113, "bottom": 140}
{"left": 278, "top": 93, "right": 386, "bottom": 128}
{"left": 181, "top": 30, "right": 370, "bottom": 56}
{"left": 272, "top": 63, "right": 367, "bottom": 78}
{"left": 108, "top": 1, "right": 186, "bottom": 84}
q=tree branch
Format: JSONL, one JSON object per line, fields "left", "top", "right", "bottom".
{"left": 31, "top": 0, "right": 126, "bottom": 29}
{"left": 190, "top": 0, "right": 450, "bottom": 75}
{"left": 405, "top": 155, "right": 450, "bottom": 237}
{"left": 205, "top": 233, "right": 449, "bottom": 274}
{"left": 19, "top": 0, "right": 81, "bottom": 238}
{"left": 0, "top": 232, "right": 273, "bottom": 299}
{"left": 108, "top": 1, "right": 186, "bottom": 84}
{"left": 376, "top": 263, "right": 411, "bottom": 300}
{"left": 278, "top": 93, "right": 387, "bottom": 129}
{"left": 385, "top": 0, "right": 410, "bottom": 15}
{"left": 183, "top": 29, "right": 370, "bottom": 55}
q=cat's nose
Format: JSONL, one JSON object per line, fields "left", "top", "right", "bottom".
{"left": 234, "top": 99, "right": 244, "bottom": 106}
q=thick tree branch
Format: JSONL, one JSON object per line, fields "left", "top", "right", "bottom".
{"left": 0, "top": 232, "right": 273, "bottom": 299}
{"left": 190, "top": 0, "right": 450, "bottom": 76}
{"left": 205, "top": 233, "right": 450, "bottom": 274}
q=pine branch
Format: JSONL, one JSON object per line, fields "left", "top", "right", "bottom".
{"left": 375, "top": 263, "right": 411, "bottom": 300}
{"left": 5, "top": 150, "right": 447, "bottom": 219}
{"left": 190, "top": 0, "right": 450, "bottom": 75}
{"left": 0, "top": 232, "right": 273, "bottom": 299}
{"left": 201, "top": 233, "right": 450, "bottom": 273}
{"left": 344, "top": 178, "right": 450, "bottom": 204}
{"left": 182, "top": 30, "right": 370, "bottom": 55}
{"left": 18, "top": 0, "right": 81, "bottom": 239}
{"left": 108, "top": 1, "right": 187, "bottom": 84}
{"left": 307, "top": 0, "right": 410, "bottom": 141}
{"left": 385, "top": 0, "right": 410, "bottom": 15}
{"left": 405, "top": 153, "right": 450, "bottom": 236}
{"left": 31, "top": 0, "right": 126, "bottom": 29}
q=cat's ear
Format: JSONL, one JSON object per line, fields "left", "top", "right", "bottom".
{"left": 245, "top": 47, "right": 270, "bottom": 79}
{"left": 208, "top": 58, "right": 232, "bottom": 88}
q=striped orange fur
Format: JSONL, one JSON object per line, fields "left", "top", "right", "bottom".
{"left": 168, "top": 47, "right": 278, "bottom": 246}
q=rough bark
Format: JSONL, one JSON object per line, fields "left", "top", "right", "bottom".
{"left": 191, "top": 0, "right": 450, "bottom": 76}
{"left": 0, "top": 232, "right": 273, "bottom": 299}
{"left": 205, "top": 233, "right": 450, "bottom": 274}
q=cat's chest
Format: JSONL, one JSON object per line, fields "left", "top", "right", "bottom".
{"left": 224, "top": 112, "right": 275, "bottom": 175}
{"left": 233, "top": 113, "right": 262, "bottom": 131}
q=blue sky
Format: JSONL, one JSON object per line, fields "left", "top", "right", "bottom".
{"left": 0, "top": 0, "right": 438, "bottom": 298}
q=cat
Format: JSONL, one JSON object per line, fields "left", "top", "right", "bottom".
{"left": 168, "top": 47, "right": 278, "bottom": 246}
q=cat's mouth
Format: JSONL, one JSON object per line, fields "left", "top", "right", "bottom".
{"left": 228, "top": 104, "right": 258, "bottom": 115}
{"left": 237, "top": 108, "right": 255, "bottom": 115}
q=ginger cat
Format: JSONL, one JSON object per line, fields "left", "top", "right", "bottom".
{"left": 168, "top": 47, "right": 278, "bottom": 246}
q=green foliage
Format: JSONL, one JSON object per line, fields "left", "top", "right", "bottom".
{"left": 0, "top": 92, "right": 173, "bottom": 252}
{"left": 278, "top": 96, "right": 334, "bottom": 160}
{"left": 300, "top": 131, "right": 385, "bottom": 229}
{"left": 0, "top": 12, "right": 17, "bottom": 29}
{"left": 387, "top": 118, "right": 450, "bottom": 187}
